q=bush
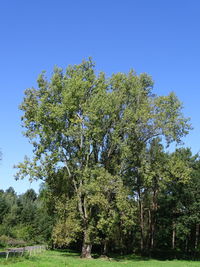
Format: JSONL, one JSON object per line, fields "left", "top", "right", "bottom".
{"left": 0, "top": 235, "right": 27, "bottom": 248}
{"left": 7, "top": 238, "right": 26, "bottom": 247}
{"left": 0, "top": 235, "right": 9, "bottom": 247}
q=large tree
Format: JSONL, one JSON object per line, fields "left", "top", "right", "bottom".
{"left": 15, "top": 59, "right": 191, "bottom": 258}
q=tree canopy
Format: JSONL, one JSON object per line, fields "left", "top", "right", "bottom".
{"left": 15, "top": 59, "right": 193, "bottom": 258}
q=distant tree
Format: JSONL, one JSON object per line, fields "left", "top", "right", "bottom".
{"left": 23, "top": 189, "right": 37, "bottom": 202}
{"left": 0, "top": 192, "right": 9, "bottom": 224}
{"left": 5, "top": 187, "right": 15, "bottom": 195}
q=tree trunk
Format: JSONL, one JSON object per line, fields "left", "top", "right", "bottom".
{"left": 103, "top": 240, "right": 108, "bottom": 255}
{"left": 148, "top": 208, "right": 151, "bottom": 250}
{"left": 185, "top": 238, "right": 188, "bottom": 253}
{"left": 76, "top": 183, "right": 92, "bottom": 259}
{"left": 150, "top": 216, "right": 155, "bottom": 249}
{"left": 138, "top": 190, "right": 144, "bottom": 251}
{"left": 172, "top": 221, "right": 176, "bottom": 249}
{"left": 150, "top": 187, "right": 158, "bottom": 249}
{"left": 81, "top": 243, "right": 92, "bottom": 258}
{"left": 81, "top": 230, "right": 92, "bottom": 258}
{"left": 195, "top": 224, "right": 199, "bottom": 250}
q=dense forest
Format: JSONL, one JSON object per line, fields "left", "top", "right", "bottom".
{"left": 1, "top": 59, "right": 200, "bottom": 259}
{"left": 0, "top": 187, "right": 52, "bottom": 247}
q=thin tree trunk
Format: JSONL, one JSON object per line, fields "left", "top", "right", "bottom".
{"left": 103, "top": 240, "right": 108, "bottom": 255}
{"left": 148, "top": 209, "right": 151, "bottom": 250}
{"left": 150, "top": 217, "right": 155, "bottom": 249}
{"left": 172, "top": 221, "right": 176, "bottom": 249}
{"left": 138, "top": 188, "right": 144, "bottom": 251}
{"left": 150, "top": 187, "right": 158, "bottom": 249}
{"left": 185, "top": 238, "right": 188, "bottom": 253}
{"left": 195, "top": 224, "right": 199, "bottom": 250}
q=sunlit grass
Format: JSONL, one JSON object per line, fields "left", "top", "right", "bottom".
{"left": 0, "top": 250, "right": 200, "bottom": 266}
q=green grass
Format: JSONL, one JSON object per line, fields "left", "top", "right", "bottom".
{"left": 0, "top": 250, "right": 200, "bottom": 267}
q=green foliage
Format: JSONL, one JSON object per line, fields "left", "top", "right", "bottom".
{"left": 0, "top": 187, "right": 52, "bottom": 247}
{"left": 0, "top": 235, "right": 9, "bottom": 247}
{"left": 14, "top": 59, "right": 193, "bottom": 257}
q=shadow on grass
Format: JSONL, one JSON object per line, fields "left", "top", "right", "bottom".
{"left": 48, "top": 249, "right": 200, "bottom": 264}
{"left": 52, "top": 249, "right": 150, "bottom": 262}
{"left": 108, "top": 254, "right": 149, "bottom": 262}
{"left": 51, "top": 249, "right": 80, "bottom": 258}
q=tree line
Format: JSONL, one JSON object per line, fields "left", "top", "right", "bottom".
{"left": 0, "top": 187, "right": 52, "bottom": 247}
{"left": 10, "top": 59, "right": 200, "bottom": 258}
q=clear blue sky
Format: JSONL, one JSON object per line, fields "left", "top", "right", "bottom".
{"left": 0, "top": 0, "right": 200, "bottom": 194}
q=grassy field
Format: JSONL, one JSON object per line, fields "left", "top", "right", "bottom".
{"left": 0, "top": 250, "right": 200, "bottom": 267}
